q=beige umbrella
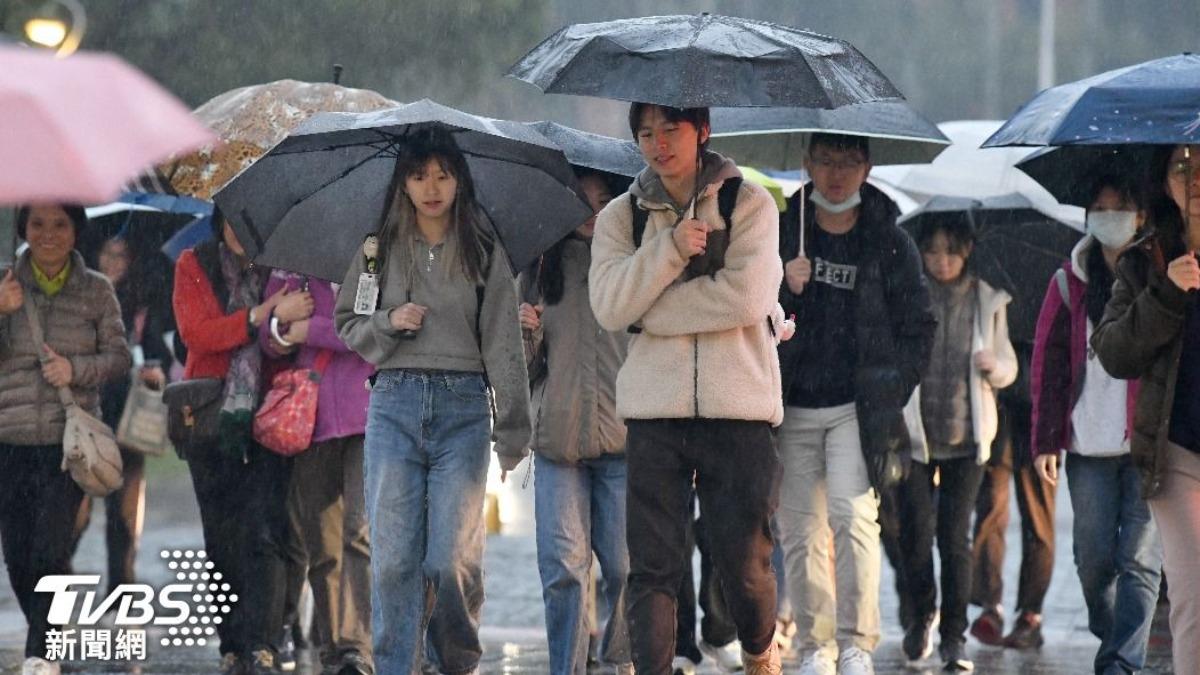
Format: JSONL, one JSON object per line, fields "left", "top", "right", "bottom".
{"left": 165, "top": 78, "right": 399, "bottom": 199}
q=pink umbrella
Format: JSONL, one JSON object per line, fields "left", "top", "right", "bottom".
{"left": 0, "top": 45, "right": 214, "bottom": 205}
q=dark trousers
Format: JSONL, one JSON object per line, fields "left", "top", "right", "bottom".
{"left": 674, "top": 497, "right": 739, "bottom": 662}
{"left": 900, "top": 457, "right": 987, "bottom": 643}
{"left": 626, "top": 419, "right": 780, "bottom": 675}
{"left": 877, "top": 485, "right": 913, "bottom": 630}
{"left": 0, "top": 444, "right": 86, "bottom": 658}
{"left": 187, "top": 441, "right": 293, "bottom": 657}
{"left": 971, "top": 401, "right": 1057, "bottom": 613}
{"left": 73, "top": 448, "right": 146, "bottom": 591}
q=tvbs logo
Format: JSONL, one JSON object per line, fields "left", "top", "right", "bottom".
{"left": 36, "top": 549, "right": 235, "bottom": 648}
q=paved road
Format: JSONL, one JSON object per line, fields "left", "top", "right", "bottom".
{"left": 0, "top": 454, "right": 1175, "bottom": 673}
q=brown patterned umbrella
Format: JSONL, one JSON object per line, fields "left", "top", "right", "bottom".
{"left": 165, "top": 79, "right": 399, "bottom": 199}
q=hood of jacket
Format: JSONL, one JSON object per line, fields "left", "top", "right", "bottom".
{"left": 630, "top": 150, "right": 742, "bottom": 213}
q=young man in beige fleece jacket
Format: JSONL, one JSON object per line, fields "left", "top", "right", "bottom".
{"left": 589, "top": 103, "right": 785, "bottom": 675}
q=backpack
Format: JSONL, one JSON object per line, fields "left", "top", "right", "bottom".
{"left": 627, "top": 177, "right": 744, "bottom": 334}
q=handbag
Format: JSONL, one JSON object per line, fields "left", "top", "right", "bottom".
{"left": 23, "top": 299, "right": 123, "bottom": 497}
{"left": 253, "top": 350, "right": 334, "bottom": 456}
{"left": 163, "top": 378, "right": 225, "bottom": 454}
{"left": 116, "top": 376, "right": 171, "bottom": 456}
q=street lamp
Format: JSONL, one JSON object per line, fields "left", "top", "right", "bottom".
{"left": 22, "top": 0, "right": 85, "bottom": 57}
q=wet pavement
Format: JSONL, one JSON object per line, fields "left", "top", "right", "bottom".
{"left": 0, "top": 454, "right": 1176, "bottom": 673}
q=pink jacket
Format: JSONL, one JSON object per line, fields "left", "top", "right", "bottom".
{"left": 1030, "top": 236, "right": 1138, "bottom": 458}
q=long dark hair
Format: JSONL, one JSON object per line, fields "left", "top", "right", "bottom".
{"left": 1146, "top": 145, "right": 1188, "bottom": 264}
{"left": 1082, "top": 173, "right": 1143, "bottom": 326}
{"left": 536, "top": 169, "right": 630, "bottom": 306}
{"left": 377, "top": 129, "right": 492, "bottom": 288}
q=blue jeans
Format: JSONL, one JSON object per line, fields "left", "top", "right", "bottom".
{"left": 364, "top": 369, "right": 492, "bottom": 675}
{"left": 1065, "top": 453, "right": 1163, "bottom": 674}
{"left": 535, "top": 454, "right": 631, "bottom": 674}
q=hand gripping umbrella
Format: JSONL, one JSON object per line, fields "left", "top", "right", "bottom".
{"left": 213, "top": 99, "right": 591, "bottom": 282}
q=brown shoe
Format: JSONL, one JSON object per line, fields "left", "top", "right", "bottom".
{"left": 1003, "top": 612, "right": 1044, "bottom": 649}
{"left": 742, "top": 640, "right": 782, "bottom": 675}
{"left": 969, "top": 606, "right": 1004, "bottom": 646}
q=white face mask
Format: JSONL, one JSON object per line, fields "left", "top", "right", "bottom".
{"left": 1087, "top": 210, "right": 1138, "bottom": 249}
{"left": 810, "top": 188, "right": 862, "bottom": 214}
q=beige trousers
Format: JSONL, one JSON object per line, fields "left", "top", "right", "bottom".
{"left": 1150, "top": 443, "right": 1200, "bottom": 675}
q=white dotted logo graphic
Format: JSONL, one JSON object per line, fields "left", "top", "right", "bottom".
{"left": 156, "top": 549, "right": 237, "bottom": 648}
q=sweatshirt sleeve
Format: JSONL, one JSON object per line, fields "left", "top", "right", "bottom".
{"left": 639, "top": 184, "right": 782, "bottom": 336}
{"left": 68, "top": 278, "right": 132, "bottom": 388}
{"left": 1030, "top": 275, "right": 1071, "bottom": 457}
{"left": 334, "top": 252, "right": 406, "bottom": 366}
{"left": 986, "top": 299, "right": 1019, "bottom": 390}
{"left": 478, "top": 249, "right": 532, "bottom": 461}
{"left": 589, "top": 196, "right": 690, "bottom": 332}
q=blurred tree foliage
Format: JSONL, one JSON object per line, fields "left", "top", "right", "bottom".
{"left": 17, "top": 0, "right": 1200, "bottom": 135}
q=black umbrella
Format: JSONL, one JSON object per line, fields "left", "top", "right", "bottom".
{"left": 710, "top": 100, "right": 950, "bottom": 169}
{"left": 524, "top": 121, "right": 645, "bottom": 178}
{"left": 213, "top": 99, "right": 592, "bottom": 282}
{"left": 507, "top": 13, "right": 901, "bottom": 109}
{"left": 898, "top": 193, "right": 1083, "bottom": 344}
{"left": 1015, "top": 145, "right": 1156, "bottom": 208}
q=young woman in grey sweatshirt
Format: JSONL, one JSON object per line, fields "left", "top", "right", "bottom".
{"left": 334, "top": 131, "right": 531, "bottom": 675}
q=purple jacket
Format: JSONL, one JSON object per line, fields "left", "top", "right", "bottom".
{"left": 260, "top": 271, "right": 374, "bottom": 443}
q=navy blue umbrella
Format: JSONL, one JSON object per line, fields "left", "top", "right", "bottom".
{"left": 984, "top": 53, "right": 1200, "bottom": 147}
{"left": 1015, "top": 145, "right": 1156, "bottom": 208}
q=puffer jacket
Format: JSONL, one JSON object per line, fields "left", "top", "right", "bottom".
{"left": 1092, "top": 230, "right": 1190, "bottom": 498}
{"left": 778, "top": 183, "right": 936, "bottom": 489}
{"left": 904, "top": 277, "right": 1018, "bottom": 464}
{"left": 0, "top": 249, "right": 131, "bottom": 446}
{"left": 589, "top": 152, "right": 784, "bottom": 425}
{"left": 522, "top": 238, "right": 629, "bottom": 463}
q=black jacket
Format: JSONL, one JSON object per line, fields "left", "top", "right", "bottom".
{"left": 778, "top": 183, "right": 936, "bottom": 489}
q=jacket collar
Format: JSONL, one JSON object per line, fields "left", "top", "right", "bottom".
{"left": 630, "top": 151, "right": 742, "bottom": 213}
{"left": 15, "top": 249, "right": 88, "bottom": 294}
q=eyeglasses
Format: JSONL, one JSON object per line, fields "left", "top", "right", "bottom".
{"left": 1168, "top": 160, "right": 1200, "bottom": 182}
{"left": 808, "top": 156, "right": 867, "bottom": 172}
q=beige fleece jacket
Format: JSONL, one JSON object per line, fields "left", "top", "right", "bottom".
{"left": 589, "top": 158, "right": 784, "bottom": 425}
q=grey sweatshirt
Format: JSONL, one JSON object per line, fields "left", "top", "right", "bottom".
{"left": 335, "top": 232, "right": 532, "bottom": 461}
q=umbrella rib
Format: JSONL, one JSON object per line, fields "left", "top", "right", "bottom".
{"left": 284, "top": 144, "right": 397, "bottom": 210}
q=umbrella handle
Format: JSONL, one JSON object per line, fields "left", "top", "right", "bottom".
{"left": 798, "top": 183, "right": 806, "bottom": 258}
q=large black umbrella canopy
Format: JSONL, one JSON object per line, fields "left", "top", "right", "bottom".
{"left": 1015, "top": 145, "right": 1157, "bottom": 208}
{"left": 507, "top": 14, "right": 902, "bottom": 109}
{"left": 983, "top": 53, "right": 1200, "bottom": 147}
{"left": 710, "top": 100, "right": 950, "bottom": 169}
{"left": 899, "top": 193, "right": 1083, "bottom": 344}
{"left": 214, "top": 99, "right": 592, "bottom": 282}
{"left": 525, "top": 121, "right": 645, "bottom": 178}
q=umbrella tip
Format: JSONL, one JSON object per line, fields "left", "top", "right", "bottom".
{"left": 332, "top": 64, "right": 344, "bottom": 84}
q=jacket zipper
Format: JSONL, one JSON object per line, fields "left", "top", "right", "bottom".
{"left": 693, "top": 335, "right": 700, "bottom": 417}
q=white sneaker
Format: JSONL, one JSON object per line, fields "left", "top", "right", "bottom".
{"left": 797, "top": 650, "right": 836, "bottom": 675}
{"left": 671, "top": 655, "right": 699, "bottom": 675}
{"left": 700, "top": 640, "right": 744, "bottom": 672}
{"left": 21, "top": 657, "right": 61, "bottom": 675}
{"left": 836, "top": 646, "right": 875, "bottom": 675}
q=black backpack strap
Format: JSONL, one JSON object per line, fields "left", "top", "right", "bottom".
{"left": 630, "top": 193, "right": 649, "bottom": 249}
{"left": 717, "top": 177, "right": 743, "bottom": 233}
